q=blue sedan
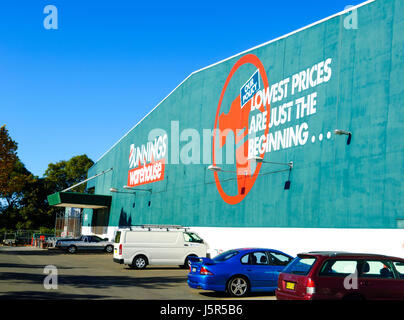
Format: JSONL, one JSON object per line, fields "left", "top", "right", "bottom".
{"left": 187, "top": 248, "right": 293, "bottom": 297}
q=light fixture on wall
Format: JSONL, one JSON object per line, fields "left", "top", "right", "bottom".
{"left": 249, "top": 156, "right": 293, "bottom": 169}
{"left": 207, "top": 165, "right": 248, "bottom": 176}
{"left": 208, "top": 156, "right": 292, "bottom": 191}
{"left": 207, "top": 165, "right": 248, "bottom": 194}
{"left": 334, "top": 129, "right": 352, "bottom": 145}
{"left": 109, "top": 187, "right": 136, "bottom": 194}
{"left": 62, "top": 168, "right": 113, "bottom": 192}
{"left": 207, "top": 165, "right": 221, "bottom": 172}
{"left": 249, "top": 156, "right": 293, "bottom": 190}
{"left": 207, "top": 165, "right": 239, "bottom": 173}
{"left": 123, "top": 185, "right": 152, "bottom": 193}
{"left": 110, "top": 187, "right": 152, "bottom": 208}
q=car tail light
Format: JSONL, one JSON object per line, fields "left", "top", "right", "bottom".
{"left": 306, "top": 278, "right": 316, "bottom": 295}
{"left": 119, "top": 244, "right": 122, "bottom": 255}
{"left": 200, "top": 267, "right": 213, "bottom": 275}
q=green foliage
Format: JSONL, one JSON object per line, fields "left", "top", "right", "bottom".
{"left": 0, "top": 125, "right": 33, "bottom": 209}
{"left": 43, "top": 161, "right": 68, "bottom": 191}
{"left": 39, "top": 226, "right": 55, "bottom": 234}
{"left": 16, "top": 177, "right": 56, "bottom": 229}
{"left": 44, "top": 155, "right": 94, "bottom": 193}
{"left": 0, "top": 125, "right": 94, "bottom": 230}
{"left": 0, "top": 125, "right": 18, "bottom": 190}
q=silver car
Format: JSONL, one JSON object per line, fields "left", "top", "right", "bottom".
{"left": 55, "top": 235, "right": 114, "bottom": 254}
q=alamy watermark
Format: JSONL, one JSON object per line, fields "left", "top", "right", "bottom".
{"left": 344, "top": 5, "right": 358, "bottom": 30}
{"left": 43, "top": 5, "right": 58, "bottom": 30}
{"left": 343, "top": 270, "right": 358, "bottom": 290}
{"left": 43, "top": 265, "right": 58, "bottom": 289}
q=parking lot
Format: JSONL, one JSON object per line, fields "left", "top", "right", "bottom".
{"left": 0, "top": 246, "right": 276, "bottom": 300}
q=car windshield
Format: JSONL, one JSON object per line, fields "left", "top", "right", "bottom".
{"left": 282, "top": 256, "right": 317, "bottom": 275}
{"left": 184, "top": 232, "right": 203, "bottom": 243}
{"left": 213, "top": 250, "right": 239, "bottom": 262}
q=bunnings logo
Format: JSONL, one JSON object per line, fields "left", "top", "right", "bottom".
{"left": 212, "top": 54, "right": 270, "bottom": 205}
{"left": 127, "top": 134, "right": 168, "bottom": 187}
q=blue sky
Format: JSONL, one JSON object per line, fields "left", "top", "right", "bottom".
{"left": 0, "top": 0, "right": 365, "bottom": 177}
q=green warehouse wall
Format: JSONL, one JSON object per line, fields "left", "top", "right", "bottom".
{"left": 84, "top": 0, "right": 404, "bottom": 230}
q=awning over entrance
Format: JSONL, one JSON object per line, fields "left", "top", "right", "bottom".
{"left": 47, "top": 192, "right": 112, "bottom": 209}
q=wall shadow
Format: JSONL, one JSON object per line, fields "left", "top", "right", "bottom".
{"left": 123, "top": 266, "right": 186, "bottom": 271}
{"left": 118, "top": 208, "right": 132, "bottom": 228}
{"left": 0, "top": 263, "right": 74, "bottom": 270}
{"left": 0, "top": 248, "right": 112, "bottom": 257}
{"left": 0, "top": 248, "right": 65, "bottom": 256}
{"left": 198, "top": 291, "right": 276, "bottom": 298}
{"left": 0, "top": 291, "right": 109, "bottom": 300}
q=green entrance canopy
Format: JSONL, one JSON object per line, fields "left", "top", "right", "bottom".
{"left": 47, "top": 192, "right": 112, "bottom": 209}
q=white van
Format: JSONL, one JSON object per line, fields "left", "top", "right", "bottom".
{"left": 113, "top": 225, "right": 208, "bottom": 269}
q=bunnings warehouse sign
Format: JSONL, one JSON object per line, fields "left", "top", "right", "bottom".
{"left": 213, "top": 54, "right": 333, "bottom": 204}
{"left": 127, "top": 134, "right": 168, "bottom": 187}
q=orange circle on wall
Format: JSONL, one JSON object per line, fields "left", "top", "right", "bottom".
{"left": 212, "top": 54, "right": 270, "bottom": 205}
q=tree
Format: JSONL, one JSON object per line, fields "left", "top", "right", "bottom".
{"left": 43, "top": 160, "right": 68, "bottom": 191}
{"left": 0, "top": 125, "right": 18, "bottom": 198}
{"left": 17, "top": 177, "right": 55, "bottom": 229}
{"left": 0, "top": 125, "right": 34, "bottom": 210}
{"left": 0, "top": 125, "right": 17, "bottom": 171}
{"left": 0, "top": 125, "right": 95, "bottom": 230}
{"left": 0, "top": 125, "right": 36, "bottom": 229}
{"left": 44, "top": 155, "right": 94, "bottom": 193}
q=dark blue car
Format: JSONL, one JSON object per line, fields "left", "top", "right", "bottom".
{"left": 187, "top": 248, "right": 294, "bottom": 297}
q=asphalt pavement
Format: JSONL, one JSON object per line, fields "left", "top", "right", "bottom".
{"left": 0, "top": 246, "right": 276, "bottom": 300}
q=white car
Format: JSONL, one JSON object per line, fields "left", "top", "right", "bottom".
{"left": 113, "top": 227, "right": 208, "bottom": 269}
{"left": 55, "top": 235, "right": 114, "bottom": 254}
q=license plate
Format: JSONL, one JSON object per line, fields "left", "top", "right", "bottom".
{"left": 285, "top": 281, "right": 296, "bottom": 290}
{"left": 114, "top": 249, "right": 117, "bottom": 253}
{"left": 192, "top": 267, "right": 197, "bottom": 273}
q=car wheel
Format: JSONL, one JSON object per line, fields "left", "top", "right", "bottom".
{"left": 132, "top": 255, "right": 148, "bottom": 269}
{"left": 105, "top": 245, "right": 113, "bottom": 253}
{"left": 67, "top": 245, "right": 77, "bottom": 254}
{"left": 181, "top": 255, "right": 197, "bottom": 269}
{"left": 227, "top": 276, "right": 250, "bottom": 297}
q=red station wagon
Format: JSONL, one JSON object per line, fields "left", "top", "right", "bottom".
{"left": 276, "top": 252, "right": 404, "bottom": 300}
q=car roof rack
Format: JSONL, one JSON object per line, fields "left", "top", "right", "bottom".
{"left": 307, "top": 251, "right": 350, "bottom": 256}
{"left": 130, "top": 224, "right": 190, "bottom": 231}
{"left": 301, "top": 251, "right": 393, "bottom": 258}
